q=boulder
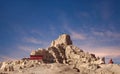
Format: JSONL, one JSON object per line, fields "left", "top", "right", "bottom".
{"left": 2, "top": 65, "right": 14, "bottom": 72}
{"left": 0, "top": 62, "right": 8, "bottom": 70}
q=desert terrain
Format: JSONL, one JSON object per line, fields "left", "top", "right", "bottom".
{"left": 0, "top": 34, "right": 120, "bottom": 74}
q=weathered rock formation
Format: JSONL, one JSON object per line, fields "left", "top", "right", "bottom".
{"left": 0, "top": 34, "right": 120, "bottom": 74}
{"left": 30, "top": 34, "right": 105, "bottom": 70}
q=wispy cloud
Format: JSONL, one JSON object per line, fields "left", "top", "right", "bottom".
{"left": 105, "top": 31, "right": 120, "bottom": 38}
{"left": 93, "top": 30, "right": 120, "bottom": 39}
{"left": 70, "top": 31, "right": 86, "bottom": 40}
{"left": 20, "top": 36, "right": 49, "bottom": 52}
{"left": 31, "top": 30, "right": 43, "bottom": 37}
{"left": 24, "top": 37, "right": 42, "bottom": 44}
{"left": 18, "top": 46, "right": 33, "bottom": 52}
{"left": 93, "top": 31, "right": 104, "bottom": 36}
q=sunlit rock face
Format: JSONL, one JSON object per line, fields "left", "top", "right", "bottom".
{"left": 30, "top": 34, "right": 105, "bottom": 66}
{"left": 51, "top": 34, "right": 72, "bottom": 47}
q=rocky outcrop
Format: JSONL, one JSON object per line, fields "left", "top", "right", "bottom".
{"left": 51, "top": 34, "right": 72, "bottom": 47}
{"left": 28, "top": 34, "right": 105, "bottom": 71}
{"left": 1, "top": 34, "right": 113, "bottom": 74}
{"left": 30, "top": 34, "right": 72, "bottom": 63}
{"left": 30, "top": 34, "right": 105, "bottom": 65}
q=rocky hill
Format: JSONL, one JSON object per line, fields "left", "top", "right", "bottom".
{"left": 0, "top": 34, "right": 120, "bottom": 74}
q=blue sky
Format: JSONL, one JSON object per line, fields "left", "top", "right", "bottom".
{"left": 0, "top": 0, "right": 120, "bottom": 63}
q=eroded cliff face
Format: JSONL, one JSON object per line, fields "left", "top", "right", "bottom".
{"left": 30, "top": 34, "right": 105, "bottom": 69}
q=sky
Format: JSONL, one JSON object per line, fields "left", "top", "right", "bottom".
{"left": 0, "top": 0, "right": 120, "bottom": 63}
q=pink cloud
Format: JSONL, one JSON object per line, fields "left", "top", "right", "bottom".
{"left": 80, "top": 45, "right": 120, "bottom": 58}
{"left": 70, "top": 31, "right": 86, "bottom": 40}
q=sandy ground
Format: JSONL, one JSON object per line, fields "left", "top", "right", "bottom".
{"left": 0, "top": 63, "right": 120, "bottom": 74}
{"left": 0, "top": 63, "right": 79, "bottom": 74}
{"left": 0, "top": 59, "right": 120, "bottom": 74}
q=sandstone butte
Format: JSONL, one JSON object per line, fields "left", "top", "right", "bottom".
{"left": 0, "top": 34, "right": 120, "bottom": 74}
